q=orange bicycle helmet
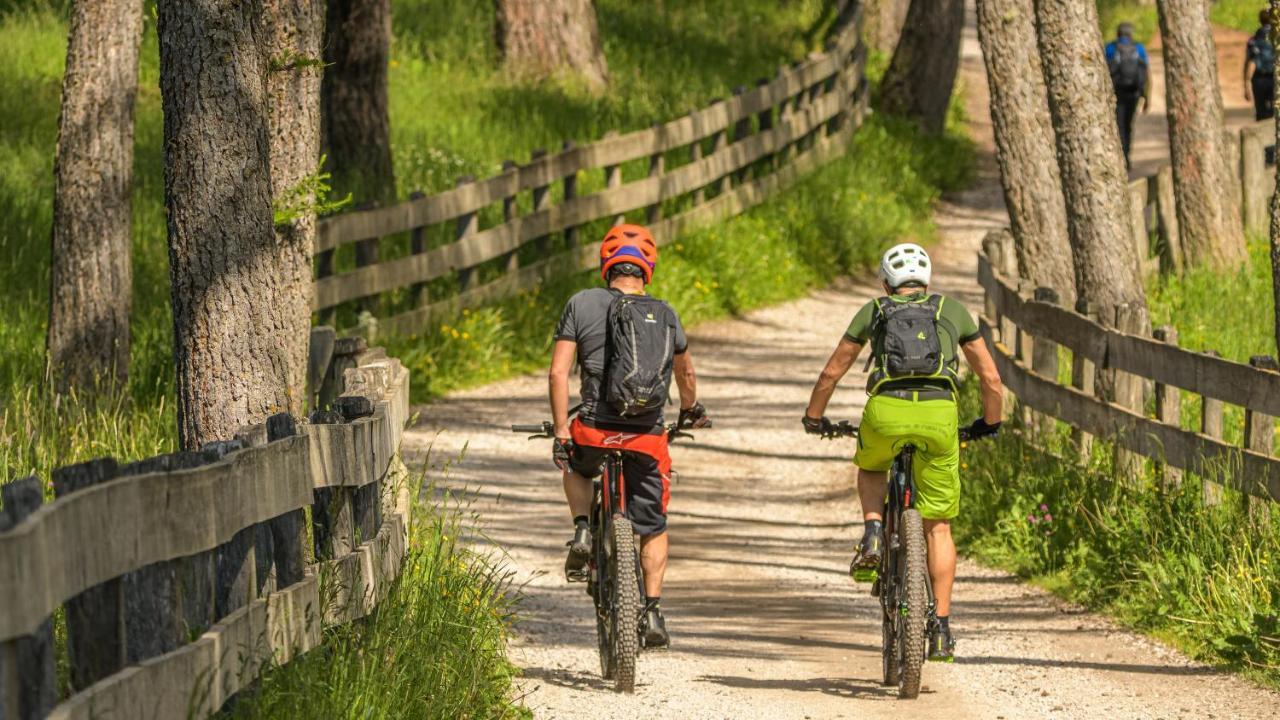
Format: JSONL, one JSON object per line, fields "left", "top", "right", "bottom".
{"left": 599, "top": 224, "right": 658, "bottom": 284}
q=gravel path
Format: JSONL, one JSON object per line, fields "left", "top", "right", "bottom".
{"left": 402, "top": 9, "right": 1279, "bottom": 719}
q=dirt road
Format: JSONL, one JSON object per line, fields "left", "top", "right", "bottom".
{"left": 403, "top": 10, "right": 1280, "bottom": 720}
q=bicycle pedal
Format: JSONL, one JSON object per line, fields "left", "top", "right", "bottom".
{"left": 851, "top": 568, "right": 878, "bottom": 584}
{"left": 565, "top": 569, "right": 589, "bottom": 583}
{"left": 927, "top": 655, "right": 955, "bottom": 663}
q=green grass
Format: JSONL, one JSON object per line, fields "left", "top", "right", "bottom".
{"left": 1148, "top": 239, "right": 1276, "bottom": 363}
{"left": 0, "top": 0, "right": 855, "bottom": 481}
{"left": 955, "top": 378, "right": 1280, "bottom": 687}
{"left": 226, "top": 482, "right": 527, "bottom": 719}
{"left": 1098, "top": 0, "right": 1265, "bottom": 40}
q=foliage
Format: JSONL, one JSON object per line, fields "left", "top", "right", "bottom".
{"left": 1148, "top": 239, "right": 1276, "bottom": 362}
{"left": 1097, "top": 0, "right": 1265, "bottom": 40}
{"left": 225, "top": 476, "right": 526, "bottom": 719}
{"left": 955, "top": 378, "right": 1280, "bottom": 687}
{"left": 273, "top": 156, "right": 352, "bottom": 227}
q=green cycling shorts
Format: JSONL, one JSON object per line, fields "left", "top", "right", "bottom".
{"left": 853, "top": 393, "right": 960, "bottom": 520}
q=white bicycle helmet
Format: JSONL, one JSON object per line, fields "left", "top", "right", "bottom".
{"left": 878, "top": 242, "right": 932, "bottom": 288}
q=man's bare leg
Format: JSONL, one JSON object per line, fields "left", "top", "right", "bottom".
{"left": 856, "top": 468, "right": 887, "bottom": 521}
{"left": 563, "top": 470, "right": 592, "bottom": 518}
{"left": 640, "top": 531, "right": 668, "bottom": 597}
{"left": 924, "top": 518, "right": 956, "bottom": 616}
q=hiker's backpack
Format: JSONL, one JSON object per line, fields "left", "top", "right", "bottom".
{"left": 603, "top": 294, "right": 678, "bottom": 418}
{"left": 1110, "top": 43, "right": 1144, "bottom": 92}
{"left": 1255, "top": 31, "right": 1276, "bottom": 75}
{"left": 866, "top": 294, "right": 959, "bottom": 394}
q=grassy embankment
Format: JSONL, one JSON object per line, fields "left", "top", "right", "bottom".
{"left": 953, "top": 244, "right": 1280, "bottom": 687}
{"left": 0, "top": 0, "right": 973, "bottom": 714}
{"left": 1098, "top": 0, "right": 1265, "bottom": 40}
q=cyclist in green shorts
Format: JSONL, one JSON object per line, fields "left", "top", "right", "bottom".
{"left": 802, "top": 242, "right": 1005, "bottom": 660}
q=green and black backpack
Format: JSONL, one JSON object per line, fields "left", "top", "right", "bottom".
{"left": 865, "top": 294, "right": 959, "bottom": 395}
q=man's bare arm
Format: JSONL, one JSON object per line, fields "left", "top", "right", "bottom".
{"left": 806, "top": 338, "right": 863, "bottom": 419}
{"left": 961, "top": 338, "right": 1004, "bottom": 424}
{"left": 673, "top": 351, "right": 697, "bottom": 409}
{"left": 549, "top": 339, "right": 577, "bottom": 440}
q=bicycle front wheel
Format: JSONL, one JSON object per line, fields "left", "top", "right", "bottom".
{"left": 608, "top": 516, "right": 641, "bottom": 693}
{"left": 897, "top": 508, "right": 929, "bottom": 699}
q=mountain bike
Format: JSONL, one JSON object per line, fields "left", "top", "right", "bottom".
{"left": 820, "top": 420, "right": 979, "bottom": 700}
{"left": 512, "top": 415, "right": 701, "bottom": 693}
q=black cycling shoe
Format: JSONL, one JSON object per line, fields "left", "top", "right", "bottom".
{"left": 849, "top": 526, "right": 885, "bottom": 582}
{"left": 641, "top": 603, "right": 670, "bottom": 649}
{"left": 928, "top": 625, "right": 956, "bottom": 662}
{"left": 564, "top": 525, "right": 591, "bottom": 582}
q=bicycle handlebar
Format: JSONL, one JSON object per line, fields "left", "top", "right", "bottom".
{"left": 819, "top": 422, "right": 985, "bottom": 443}
{"left": 509, "top": 419, "right": 704, "bottom": 440}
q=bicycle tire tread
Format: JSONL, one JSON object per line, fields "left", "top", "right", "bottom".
{"left": 610, "top": 518, "right": 641, "bottom": 693}
{"left": 898, "top": 509, "right": 928, "bottom": 699}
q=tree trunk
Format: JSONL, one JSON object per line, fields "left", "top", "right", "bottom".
{"left": 1157, "top": 0, "right": 1247, "bottom": 270}
{"left": 158, "top": 0, "right": 300, "bottom": 449}
{"left": 264, "top": 0, "right": 323, "bottom": 413}
{"left": 863, "top": 0, "right": 911, "bottom": 55}
{"left": 322, "top": 0, "right": 396, "bottom": 215}
{"left": 976, "top": 0, "right": 1076, "bottom": 303}
{"left": 46, "top": 0, "right": 143, "bottom": 394}
{"left": 494, "top": 0, "right": 610, "bottom": 93}
{"left": 1034, "top": 0, "right": 1147, "bottom": 316}
{"left": 878, "top": 0, "right": 964, "bottom": 134}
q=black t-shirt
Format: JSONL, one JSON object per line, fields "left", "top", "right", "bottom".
{"left": 554, "top": 287, "right": 688, "bottom": 429}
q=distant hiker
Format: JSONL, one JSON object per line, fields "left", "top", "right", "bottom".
{"left": 1105, "top": 22, "right": 1150, "bottom": 168}
{"left": 1245, "top": 9, "right": 1276, "bottom": 163}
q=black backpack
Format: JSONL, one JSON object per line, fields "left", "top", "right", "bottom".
{"left": 1110, "top": 43, "right": 1144, "bottom": 92}
{"left": 1255, "top": 30, "right": 1276, "bottom": 75}
{"left": 603, "top": 294, "right": 678, "bottom": 418}
{"left": 866, "top": 294, "right": 958, "bottom": 394}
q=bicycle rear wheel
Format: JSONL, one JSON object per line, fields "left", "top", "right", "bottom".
{"left": 897, "top": 508, "right": 929, "bottom": 699}
{"left": 609, "top": 517, "right": 641, "bottom": 693}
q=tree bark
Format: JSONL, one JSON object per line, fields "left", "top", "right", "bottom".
{"left": 863, "top": 0, "right": 911, "bottom": 55}
{"left": 1157, "top": 0, "right": 1247, "bottom": 270}
{"left": 1271, "top": 2, "right": 1280, "bottom": 358}
{"left": 158, "top": 0, "right": 300, "bottom": 449}
{"left": 264, "top": 0, "right": 323, "bottom": 413}
{"left": 1034, "top": 0, "right": 1147, "bottom": 316}
{"left": 46, "top": 0, "right": 143, "bottom": 394}
{"left": 322, "top": 0, "right": 396, "bottom": 214}
{"left": 494, "top": 0, "right": 610, "bottom": 93}
{"left": 976, "top": 0, "right": 1076, "bottom": 303}
{"left": 878, "top": 0, "right": 964, "bottom": 134}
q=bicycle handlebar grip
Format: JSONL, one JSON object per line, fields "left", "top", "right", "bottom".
{"left": 511, "top": 423, "right": 549, "bottom": 434}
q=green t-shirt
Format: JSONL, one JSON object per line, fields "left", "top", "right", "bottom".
{"left": 844, "top": 292, "right": 981, "bottom": 392}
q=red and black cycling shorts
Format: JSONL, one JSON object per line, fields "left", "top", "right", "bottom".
{"left": 568, "top": 418, "right": 672, "bottom": 537}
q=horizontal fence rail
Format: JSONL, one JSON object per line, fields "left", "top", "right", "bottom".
{"left": 312, "top": 2, "right": 869, "bottom": 336}
{"left": 978, "top": 231, "right": 1280, "bottom": 506}
{"left": 0, "top": 331, "right": 413, "bottom": 719}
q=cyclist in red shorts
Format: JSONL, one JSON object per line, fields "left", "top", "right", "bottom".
{"left": 547, "top": 224, "right": 709, "bottom": 648}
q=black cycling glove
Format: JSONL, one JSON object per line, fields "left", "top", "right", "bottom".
{"left": 964, "top": 417, "right": 1002, "bottom": 439}
{"left": 679, "top": 402, "right": 711, "bottom": 429}
{"left": 802, "top": 415, "right": 833, "bottom": 436}
{"left": 552, "top": 438, "right": 575, "bottom": 471}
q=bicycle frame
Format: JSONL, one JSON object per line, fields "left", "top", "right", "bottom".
{"left": 880, "top": 445, "right": 937, "bottom": 622}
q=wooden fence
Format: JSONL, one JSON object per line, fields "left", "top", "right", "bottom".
{"left": 978, "top": 229, "right": 1280, "bottom": 508}
{"left": 312, "top": 2, "right": 869, "bottom": 336}
{"left": 0, "top": 332, "right": 412, "bottom": 719}
{"left": 1123, "top": 121, "right": 1275, "bottom": 277}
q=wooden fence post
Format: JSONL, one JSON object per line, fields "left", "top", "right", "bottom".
{"left": 52, "top": 458, "right": 126, "bottom": 691}
{"left": 646, "top": 126, "right": 664, "bottom": 224}
{"left": 1127, "top": 179, "right": 1149, "bottom": 277}
{"left": 1154, "top": 165, "right": 1183, "bottom": 274}
{"left": 1031, "top": 288, "right": 1060, "bottom": 435}
{"left": 310, "top": 414, "right": 356, "bottom": 562}
{"left": 980, "top": 231, "right": 1005, "bottom": 343}
{"left": 335, "top": 395, "right": 379, "bottom": 544}
{"left": 1244, "top": 355, "right": 1278, "bottom": 522}
{"left": 268, "top": 413, "right": 309, "bottom": 584}
{"left": 562, "top": 140, "right": 579, "bottom": 248}
{"left": 320, "top": 336, "right": 366, "bottom": 410}
{"left": 1071, "top": 300, "right": 1098, "bottom": 462}
{"left": 1200, "top": 350, "right": 1225, "bottom": 506}
{"left": 775, "top": 65, "right": 795, "bottom": 168}
{"left": 603, "top": 147, "right": 624, "bottom": 226}
{"left": 220, "top": 428, "right": 266, "bottom": 616}
{"left": 531, "top": 149, "right": 551, "bottom": 252}
{"left": 454, "top": 175, "right": 477, "bottom": 293}
{"left": 1152, "top": 326, "right": 1183, "bottom": 490}
{"left": 0, "top": 477, "right": 56, "bottom": 720}
{"left": 731, "top": 85, "right": 751, "bottom": 185}
{"left": 1240, "top": 125, "right": 1269, "bottom": 237}
{"left": 501, "top": 160, "right": 519, "bottom": 273}
{"left": 755, "top": 77, "right": 774, "bottom": 174}
{"left": 407, "top": 190, "right": 429, "bottom": 307}
{"left": 308, "top": 325, "right": 336, "bottom": 412}
{"left": 1113, "top": 302, "right": 1148, "bottom": 483}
